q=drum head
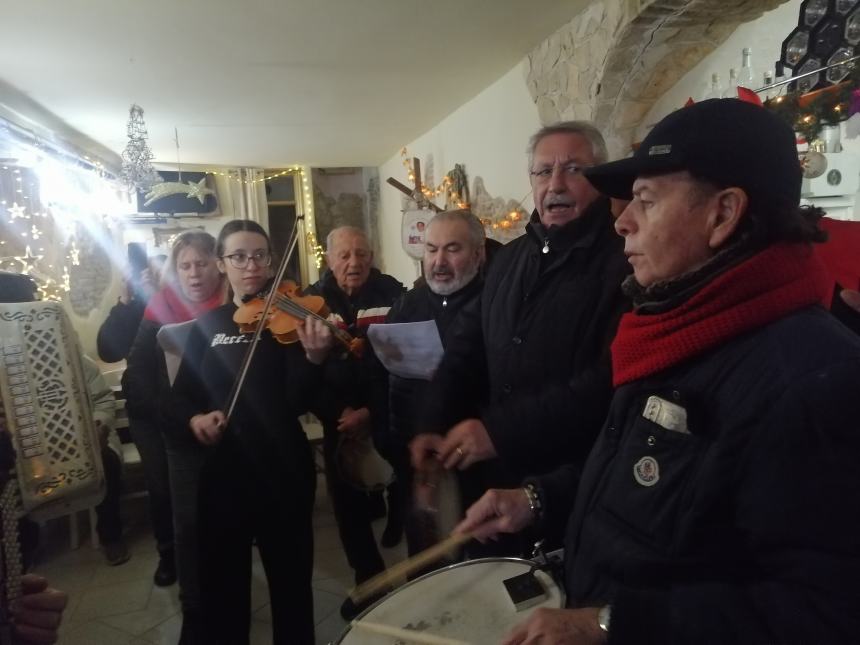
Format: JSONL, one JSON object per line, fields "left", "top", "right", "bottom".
{"left": 336, "top": 558, "right": 563, "bottom": 644}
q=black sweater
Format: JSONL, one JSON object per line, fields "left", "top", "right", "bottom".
{"left": 165, "top": 303, "right": 322, "bottom": 483}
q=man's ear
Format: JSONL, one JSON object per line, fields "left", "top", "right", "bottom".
{"left": 708, "top": 187, "right": 748, "bottom": 249}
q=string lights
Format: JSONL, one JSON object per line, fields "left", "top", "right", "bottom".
{"left": 397, "top": 149, "right": 530, "bottom": 238}
{"left": 764, "top": 66, "right": 860, "bottom": 142}
{"left": 0, "top": 141, "right": 128, "bottom": 303}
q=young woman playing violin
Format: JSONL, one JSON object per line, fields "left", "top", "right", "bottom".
{"left": 167, "top": 219, "right": 333, "bottom": 645}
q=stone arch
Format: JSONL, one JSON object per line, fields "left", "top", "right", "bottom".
{"left": 526, "top": 0, "right": 790, "bottom": 159}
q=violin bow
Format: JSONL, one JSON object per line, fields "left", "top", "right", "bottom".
{"left": 223, "top": 217, "right": 302, "bottom": 425}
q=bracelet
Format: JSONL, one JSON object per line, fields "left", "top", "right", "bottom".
{"left": 522, "top": 483, "right": 543, "bottom": 521}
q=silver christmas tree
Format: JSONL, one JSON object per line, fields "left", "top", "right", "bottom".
{"left": 120, "top": 104, "right": 162, "bottom": 193}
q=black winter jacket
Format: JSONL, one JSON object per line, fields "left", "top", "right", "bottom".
{"left": 122, "top": 319, "right": 165, "bottom": 422}
{"left": 537, "top": 306, "right": 860, "bottom": 644}
{"left": 379, "top": 276, "right": 483, "bottom": 455}
{"left": 423, "top": 198, "right": 629, "bottom": 481}
{"left": 305, "top": 268, "right": 404, "bottom": 426}
{"left": 97, "top": 299, "right": 146, "bottom": 362}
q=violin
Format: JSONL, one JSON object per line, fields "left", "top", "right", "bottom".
{"left": 233, "top": 280, "right": 365, "bottom": 358}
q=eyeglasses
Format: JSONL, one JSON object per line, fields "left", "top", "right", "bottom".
{"left": 221, "top": 251, "right": 272, "bottom": 269}
{"left": 529, "top": 162, "right": 591, "bottom": 182}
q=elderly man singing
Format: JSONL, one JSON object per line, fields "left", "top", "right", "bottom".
{"left": 306, "top": 226, "right": 404, "bottom": 620}
{"left": 457, "top": 99, "right": 860, "bottom": 644}
{"left": 411, "top": 123, "right": 629, "bottom": 551}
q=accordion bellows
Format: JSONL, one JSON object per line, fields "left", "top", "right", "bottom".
{"left": 0, "top": 301, "right": 105, "bottom": 521}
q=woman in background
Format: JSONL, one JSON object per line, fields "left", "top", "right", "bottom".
{"left": 168, "top": 219, "right": 332, "bottom": 645}
{"left": 123, "top": 232, "right": 224, "bottom": 642}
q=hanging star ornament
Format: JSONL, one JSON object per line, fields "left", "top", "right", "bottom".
{"left": 185, "top": 177, "right": 214, "bottom": 203}
{"left": 143, "top": 177, "right": 215, "bottom": 206}
{"left": 7, "top": 202, "right": 26, "bottom": 220}
{"left": 16, "top": 246, "right": 43, "bottom": 273}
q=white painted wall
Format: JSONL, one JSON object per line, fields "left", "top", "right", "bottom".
{"left": 376, "top": 62, "right": 541, "bottom": 284}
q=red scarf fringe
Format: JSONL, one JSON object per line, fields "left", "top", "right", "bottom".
{"left": 144, "top": 284, "right": 224, "bottom": 325}
{"left": 611, "top": 244, "right": 829, "bottom": 387}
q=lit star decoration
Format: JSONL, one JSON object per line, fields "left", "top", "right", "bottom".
{"left": 8, "top": 203, "right": 26, "bottom": 220}
{"left": 16, "top": 246, "right": 43, "bottom": 273}
{"left": 143, "top": 178, "right": 215, "bottom": 206}
{"left": 69, "top": 241, "right": 80, "bottom": 266}
{"left": 185, "top": 177, "right": 214, "bottom": 204}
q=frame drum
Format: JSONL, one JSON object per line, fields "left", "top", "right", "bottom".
{"left": 335, "top": 558, "right": 563, "bottom": 644}
{"left": 335, "top": 433, "right": 394, "bottom": 493}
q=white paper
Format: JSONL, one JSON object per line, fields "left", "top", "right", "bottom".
{"left": 367, "top": 320, "right": 444, "bottom": 380}
{"left": 156, "top": 320, "right": 196, "bottom": 386}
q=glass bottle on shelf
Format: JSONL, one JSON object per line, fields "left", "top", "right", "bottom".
{"left": 723, "top": 68, "right": 739, "bottom": 98}
{"left": 740, "top": 47, "right": 755, "bottom": 88}
{"left": 703, "top": 73, "right": 723, "bottom": 99}
{"left": 774, "top": 61, "right": 788, "bottom": 97}
{"left": 762, "top": 70, "right": 775, "bottom": 100}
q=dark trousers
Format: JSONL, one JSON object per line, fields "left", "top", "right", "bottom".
{"left": 95, "top": 447, "right": 123, "bottom": 543}
{"left": 165, "top": 442, "right": 206, "bottom": 612}
{"left": 128, "top": 416, "right": 173, "bottom": 555}
{"left": 322, "top": 425, "right": 385, "bottom": 582}
{"left": 198, "top": 440, "right": 316, "bottom": 645}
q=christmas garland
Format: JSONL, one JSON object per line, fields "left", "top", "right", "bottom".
{"left": 764, "top": 64, "right": 860, "bottom": 142}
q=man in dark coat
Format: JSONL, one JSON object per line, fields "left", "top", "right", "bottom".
{"left": 374, "top": 209, "right": 487, "bottom": 560}
{"left": 305, "top": 226, "right": 404, "bottom": 620}
{"left": 457, "top": 99, "right": 860, "bottom": 644}
{"left": 411, "top": 122, "right": 629, "bottom": 496}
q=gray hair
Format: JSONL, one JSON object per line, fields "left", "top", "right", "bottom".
{"left": 325, "top": 226, "right": 369, "bottom": 254}
{"left": 527, "top": 121, "right": 608, "bottom": 169}
{"left": 427, "top": 209, "right": 485, "bottom": 249}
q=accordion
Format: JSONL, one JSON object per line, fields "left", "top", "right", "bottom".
{"left": 0, "top": 301, "right": 105, "bottom": 521}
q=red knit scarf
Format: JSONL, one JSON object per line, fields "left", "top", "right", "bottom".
{"left": 611, "top": 244, "right": 829, "bottom": 387}
{"left": 144, "top": 284, "right": 224, "bottom": 325}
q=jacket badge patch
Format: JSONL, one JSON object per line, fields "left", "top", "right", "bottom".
{"left": 633, "top": 456, "right": 659, "bottom": 487}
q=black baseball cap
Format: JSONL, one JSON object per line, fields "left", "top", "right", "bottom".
{"left": 584, "top": 99, "right": 801, "bottom": 212}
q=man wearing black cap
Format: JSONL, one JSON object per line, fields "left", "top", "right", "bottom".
{"left": 456, "top": 99, "right": 860, "bottom": 644}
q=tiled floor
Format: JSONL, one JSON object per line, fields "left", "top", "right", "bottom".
{"left": 32, "top": 477, "right": 406, "bottom": 645}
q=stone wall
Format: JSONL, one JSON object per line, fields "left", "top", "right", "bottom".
{"left": 526, "top": 0, "right": 789, "bottom": 158}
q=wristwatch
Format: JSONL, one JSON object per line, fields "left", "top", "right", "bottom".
{"left": 522, "top": 483, "right": 543, "bottom": 521}
{"left": 598, "top": 604, "right": 612, "bottom": 634}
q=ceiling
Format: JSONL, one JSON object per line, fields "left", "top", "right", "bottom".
{"left": 0, "top": 0, "right": 587, "bottom": 169}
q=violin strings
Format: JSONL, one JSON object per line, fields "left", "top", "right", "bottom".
{"left": 271, "top": 295, "right": 351, "bottom": 341}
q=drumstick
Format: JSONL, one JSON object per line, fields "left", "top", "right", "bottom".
{"left": 349, "top": 532, "right": 472, "bottom": 603}
{"left": 351, "top": 619, "right": 474, "bottom": 645}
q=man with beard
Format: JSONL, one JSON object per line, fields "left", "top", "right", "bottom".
{"left": 373, "top": 209, "right": 486, "bottom": 560}
{"left": 411, "top": 123, "right": 629, "bottom": 515}
{"left": 305, "top": 226, "right": 405, "bottom": 620}
{"left": 456, "top": 99, "right": 860, "bottom": 644}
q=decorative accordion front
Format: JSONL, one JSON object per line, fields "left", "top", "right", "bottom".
{"left": 0, "top": 301, "right": 105, "bottom": 522}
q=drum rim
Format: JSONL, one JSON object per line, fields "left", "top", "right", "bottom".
{"left": 338, "top": 557, "right": 547, "bottom": 641}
